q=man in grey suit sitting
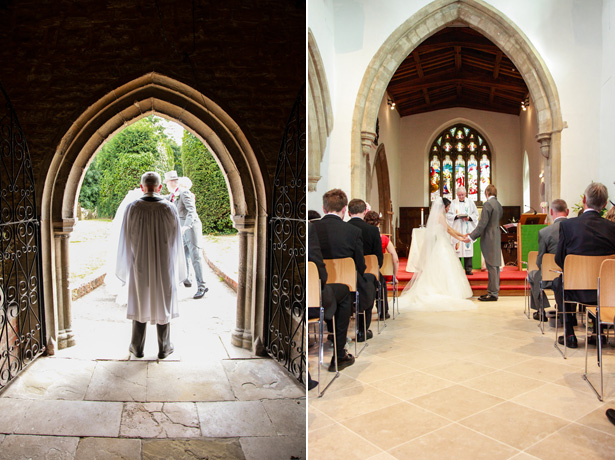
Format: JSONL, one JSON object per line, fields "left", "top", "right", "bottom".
{"left": 164, "top": 171, "right": 209, "bottom": 299}
{"left": 464, "top": 184, "right": 503, "bottom": 301}
{"left": 528, "top": 199, "right": 568, "bottom": 320}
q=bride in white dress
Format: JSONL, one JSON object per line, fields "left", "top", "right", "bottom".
{"left": 399, "top": 197, "right": 476, "bottom": 311}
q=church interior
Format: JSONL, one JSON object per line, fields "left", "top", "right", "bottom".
{"left": 308, "top": 0, "right": 615, "bottom": 458}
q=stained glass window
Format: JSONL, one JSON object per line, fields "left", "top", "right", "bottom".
{"left": 428, "top": 124, "right": 491, "bottom": 204}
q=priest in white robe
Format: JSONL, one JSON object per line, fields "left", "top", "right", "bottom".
{"left": 446, "top": 186, "right": 479, "bottom": 275}
{"left": 116, "top": 171, "right": 187, "bottom": 359}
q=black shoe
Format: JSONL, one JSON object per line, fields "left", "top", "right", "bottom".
{"left": 379, "top": 313, "right": 391, "bottom": 320}
{"left": 533, "top": 311, "right": 548, "bottom": 321}
{"left": 558, "top": 335, "right": 578, "bottom": 349}
{"left": 329, "top": 351, "right": 355, "bottom": 372}
{"left": 158, "top": 343, "right": 175, "bottom": 359}
{"left": 357, "top": 329, "right": 373, "bottom": 342}
{"left": 308, "top": 378, "right": 319, "bottom": 391}
{"left": 183, "top": 280, "right": 192, "bottom": 287}
{"left": 587, "top": 334, "right": 607, "bottom": 346}
{"left": 606, "top": 408, "right": 615, "bottom": 426}
{"left": 466, "top": 270, "right": 474, "bottom": 276}
{"left": 193, "top": 287, "right": 208, "bottom": 299}
{"left": 129, "top": 344, "right": 144, "bottom": 358}
{"left": 478, "top": 294, "right": 498, "bottom": 302}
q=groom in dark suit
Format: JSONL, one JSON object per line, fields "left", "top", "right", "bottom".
{"left": 311, "top": 189, "right": 375, "bottom": 342}
{"left": 553, "top": 182, "right": 615, "bottom": 348}
{"left": 465, "top": 184, "right": 503, "bottom": 301}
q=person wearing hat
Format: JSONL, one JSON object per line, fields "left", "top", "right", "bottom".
{"left": 164, "top": 170, "right": 209, "bottom": 299}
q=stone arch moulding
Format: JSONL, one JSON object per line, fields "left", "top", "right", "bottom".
{"left": 352, "top": 0, "right": 563, "bottom": 208}
{"left": 308, "top": 28, "right": 333, "bottom": 192}
{"left": 373, "top": 143, "right": 393, "bottom": 235}
{"left": 41, "top": 72, "right": 267, "bottom": 353}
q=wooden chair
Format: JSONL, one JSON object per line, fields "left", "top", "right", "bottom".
{"left": 537, "top": 253, "right": 560, "bottom": 334}
{"left": 523, "top": 251, "right": 539, "bottom": 319}
{"left": 324, "top": 257, "right": 365, "bottom": 356}
{"left": 380, "top": 253, "right": 399, "bottom": 319}
{"left": 583, "top": 259, "right": 615, "bottom": 400}
{"left": 556, "top": 254, "right": 615, "bottom": 358}
{"left": 364, "top": 254, "right": 385, "bottom": 334}
{"left": 307, "top": 261, "right": 338, "bottom": 397}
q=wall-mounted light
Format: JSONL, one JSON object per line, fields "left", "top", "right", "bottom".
{"left": 387, "top": 98, "right": 396, "bottom": 110}
{"left": 521, "top": 95, "right": 530, "bottom": 111}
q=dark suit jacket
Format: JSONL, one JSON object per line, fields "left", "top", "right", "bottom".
{"left": 348, "top": 217, "right": 384, "bottom": 267}
{"left": 555, "top": 210, "right": 615, "bottom": 304}
{"left": 536, "top": 217, "right": 565, "bottom": 269}
{"left": 308, "top": 222, "right": 327, "bottom": 287}
{"left": 312, "top": 214, "right": 374, "bottom": 311}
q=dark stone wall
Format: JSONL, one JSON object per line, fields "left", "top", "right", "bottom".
{"left": 0, "top": 0, "right": 306, "bottom": 208}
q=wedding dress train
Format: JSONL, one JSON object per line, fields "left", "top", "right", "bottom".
{"left": 399, "top": 198, "right": 476, "bottom": 311}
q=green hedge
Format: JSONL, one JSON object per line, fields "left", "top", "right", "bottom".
{"left": 181, "top": 132, "right": 235, "bottom": 234}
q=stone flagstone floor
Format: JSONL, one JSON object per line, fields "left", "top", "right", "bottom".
{"left": 0, "top": 264, "right": 305, "bottom": 460}
{"left": 308, "top": 296, "right": 615, "bottom": 460}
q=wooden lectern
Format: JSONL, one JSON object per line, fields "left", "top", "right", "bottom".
{"left": 516, "top": 213, "right": 548, "bottom": 269}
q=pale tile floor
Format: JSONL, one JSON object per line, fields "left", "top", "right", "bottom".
{"left": 308, "top": 296, "right": 615, "bottom": 460}
{"left": 0, "top": 267, "right": 305, "bottom": 460}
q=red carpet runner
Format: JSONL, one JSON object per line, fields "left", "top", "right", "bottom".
{"left": 391, "top": 257, "right": 526, "bottom": 297}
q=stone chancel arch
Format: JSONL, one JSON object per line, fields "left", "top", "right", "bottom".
{"left": 352, "top": 0, "right": 563, "bottom": 206}
{"left": 41, "top": 73, "right": 267, "bottom": 353}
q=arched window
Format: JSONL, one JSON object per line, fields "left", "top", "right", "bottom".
{"left": 429, "top": 124, "right": 492, "bottom": 204}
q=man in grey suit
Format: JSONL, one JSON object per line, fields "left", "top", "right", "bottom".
{"left": 164, "top": 171, "right": 209, "bottom": 299}
{"left": 465, "top": 184, "right": 503, "bottom": 301}
{"left": 528, "top": 199, "right": 568, "bottom": 319}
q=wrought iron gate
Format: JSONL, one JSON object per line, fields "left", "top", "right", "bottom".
{"left": 265, "top": 85, "right": 306, "bottom": 384}
{"left": 0, "top": 83, "right": 46, "bottom": 392}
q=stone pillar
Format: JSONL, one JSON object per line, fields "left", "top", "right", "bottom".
{"left": 53, "top": 220, "right": 76, "bottom": 349}
{"left": 536, "top": 132, "right": 552, "bottom": 209}
{"left": 356, "top": 131, "right": 377, "bottom": 200}
{"left": 231, "top": 216, "right": 255, "bottom": 349}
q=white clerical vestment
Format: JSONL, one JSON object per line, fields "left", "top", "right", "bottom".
{"left": 115, "top": 195, "right": 187, "bottom": 325}
{"left": 446, "top": 198, "right": 479, "bottom": 258}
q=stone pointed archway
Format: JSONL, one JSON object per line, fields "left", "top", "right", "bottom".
{"left": 373, "top": 144, "right": 393, "bottom": 235}
{"left": 352, "top": 0, "right": 563, "bottom": 206}
{"left": 41, "top": 73, "right": 267, "bottom": 353}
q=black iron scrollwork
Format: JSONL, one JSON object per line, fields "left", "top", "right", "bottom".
{"left": 266, "top": 84, "right": 306, "bottom": 384}
{"left": 0, "top": 82, "right": 46, "bottom": 392}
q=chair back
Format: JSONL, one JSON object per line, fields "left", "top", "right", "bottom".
{"left": 598, "top": 259, "right": 615, "bottom": 308}
{"left": 527, "top": 251, "right": 538, "bottom": 272}
{"left": 381, "top": 253, "right": 394, "bottom": 277}
{"left": 563, "top": 254, "right": 615, "bottom": 290}
{"left": 541, "top": 253, "right": 561, "bottom": 282}
{"left": 308, "top": 262, "right": 321, "bottom": 309}
{"left": 364, "top": 254, "right": 380, "bottom": 278}
{"left": 324, "top": 257, "right": 357, "bottom": 291}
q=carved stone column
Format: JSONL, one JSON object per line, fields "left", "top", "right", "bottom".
{"left": 231, "top": 216, "right": 255, "bottom": 349}
{"left": 536, "top": 133, "right": 551, "bottom": 159}
{"left": 53, "top": 219, "right": 76, "bottom": 349}
{"left": 356, "top": 131, "right": 377, "bottom": 200}
{"left": 536, "top": 132, "right": 553, "bottom": 208}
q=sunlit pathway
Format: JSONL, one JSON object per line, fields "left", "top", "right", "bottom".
{"left": 0, "top": 264, "right": 305, "bottom": 460}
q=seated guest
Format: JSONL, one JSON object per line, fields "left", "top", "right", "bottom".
{"left": 308, "top": 222, "right": 354, "bottom": 372}
{"left": 528, "top": 199, "right": 568, "bottom": 320}
{"left": 605, "top": 206, "right": 615, "bottom": 222}
{"left": 553, "top": 182, "right": 615, "bottom": 348}
{"left": 365, "top": 210, "right": 399, "bottom": 319}
{"left": 308, "top": 210, "right": 321, "bottom": 221}
{"left": 312, "top": 189, "right": 375, "bottom": 342}
{"left": 347, "top": 198, "right": 382, "bottom": 322}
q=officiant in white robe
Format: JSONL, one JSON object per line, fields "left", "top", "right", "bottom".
{"left": 446, "top": 186, "right": 479, "bottom": 275}
{"left": 116, "top": 171, "right": 187, "bottom": 359}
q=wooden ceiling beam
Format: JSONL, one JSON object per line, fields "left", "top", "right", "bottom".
{"left": 412, "top": 51, "right": 424, "bottom": 79}
{"left": 454, "top": 46, "right": 462, "bottom": 71}
{"left": 493, "top": 51, "right": 502, "bottom": 79}
{"left": 422, "top": 88, "right": 431, "bottom": 105}
{"left": 489, "top": 87, "right": 496, "bottom": 104}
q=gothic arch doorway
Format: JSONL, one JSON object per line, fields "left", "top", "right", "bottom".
{"left": 351, "top": 0, "right": 563, "bottom": 206}
{"left": 41, "top": 73, "right": 267, "bottom": 353}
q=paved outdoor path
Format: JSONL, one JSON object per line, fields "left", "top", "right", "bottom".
{"left": 0, "top": 246, "right": 305, "bottom": 459}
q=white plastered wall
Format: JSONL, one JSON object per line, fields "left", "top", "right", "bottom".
{"left": 308, "top": 0, "right": 604, "bottom": 214}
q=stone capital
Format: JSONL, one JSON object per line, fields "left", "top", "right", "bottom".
{"left": 361, "top": 131, "right": 377, "bottom": 156}
{"left": 232, "top": 215, "right": 256, "bottom": 233}
{"left": 53, "top": 218, "right": 77, "bottom": 235}
{"left": 536, "top": 132, "right": 552, "bottom": 159}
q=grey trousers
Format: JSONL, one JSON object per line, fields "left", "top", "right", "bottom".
{"left": 528, "top": 269, "right": 551, "bottom": 310}
{"left": 130, "top": 321, "right": 172, "bottom": 356}
{"left": 184, "top": 239, "right": 207, "bottom": 289}
{"left": 486, "top": 263, "right": 500, "bottom": 297}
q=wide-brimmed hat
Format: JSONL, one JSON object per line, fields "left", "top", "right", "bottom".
{"left": 164, "top": 170, "right": 179, "bottom": 183}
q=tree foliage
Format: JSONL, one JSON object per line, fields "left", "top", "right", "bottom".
{"left": 181, "top": 132, "right": 235, "bottom": 234}
{"left": 79, "top": 116, "right": 175, "bottom": 218}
